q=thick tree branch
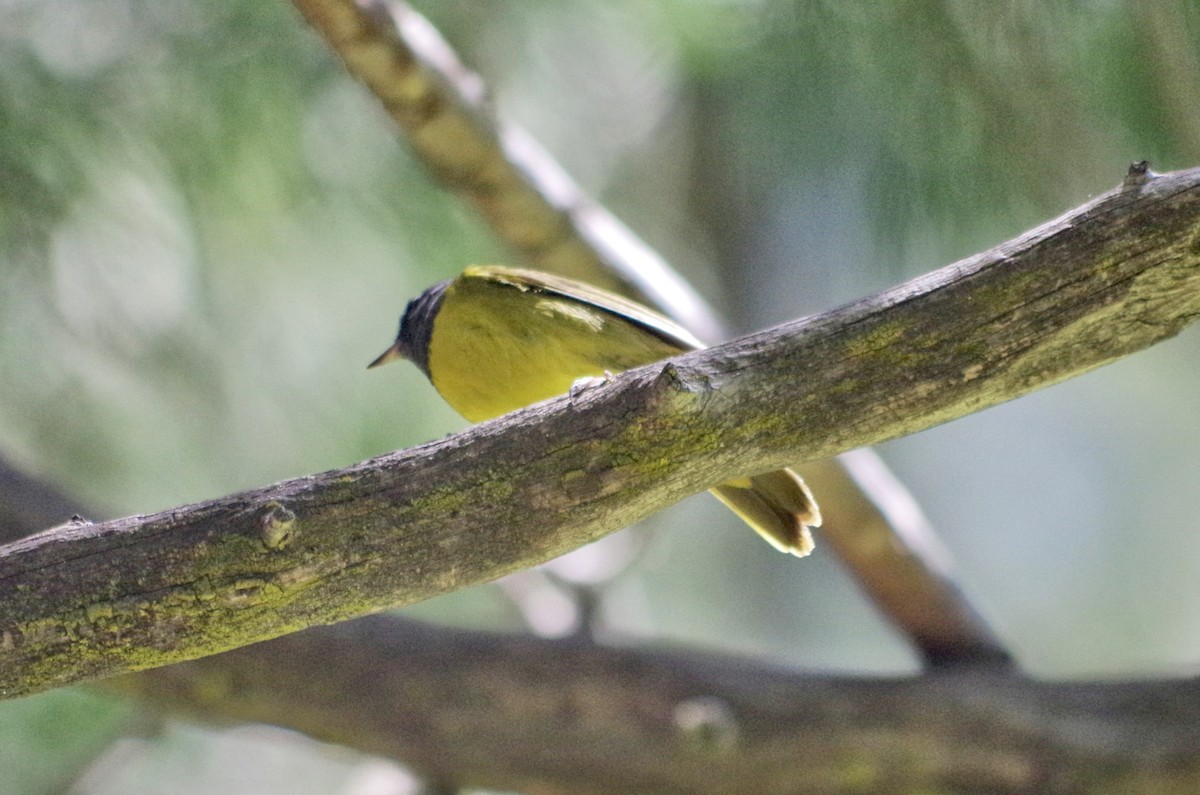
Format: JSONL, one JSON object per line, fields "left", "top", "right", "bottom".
{"left": 3, "top": 446, "right": 1199, "bottom": 793}
{"left": 106, "top": 615, "right": 1200, "bottom": 795}
{"left": 289, "top": 0, "right": 1007, "bottom": 665}
{"left": 2, "top": 166, "right": 1199, "bottom": 698}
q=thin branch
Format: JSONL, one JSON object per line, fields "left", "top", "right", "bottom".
{"left": 290, "top": 0, "right": 719, "bottom": 339}
{"left": 3, "top": 166, "right": 1199, "bottom": 698}
{"left": 288, "top": 0, "right": 1007, "bottom": 664}
{"left": 108, "top": 614, "right": 1200, "bottom": 795}
{"left": 803, "top": 454, "right": 1011, "bottom": 667}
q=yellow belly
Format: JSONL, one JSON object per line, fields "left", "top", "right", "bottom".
{"left": 427, "top": 278, "right": 685, "bottom": 422}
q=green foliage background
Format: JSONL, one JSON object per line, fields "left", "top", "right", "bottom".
{"left": 2, "top": 1, "right": 1199, "bottom": 792}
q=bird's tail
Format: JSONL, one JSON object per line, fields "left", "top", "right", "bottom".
{"left": 710, "top": 468, "right": 821, "bottom": 557}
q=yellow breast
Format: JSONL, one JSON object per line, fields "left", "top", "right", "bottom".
{"left": 427, "top": 276, "right": 686, "bottom": 422}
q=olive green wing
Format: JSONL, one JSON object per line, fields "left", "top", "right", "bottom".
{"left": 465, "top": 265, "right": 705, "bottom": 352}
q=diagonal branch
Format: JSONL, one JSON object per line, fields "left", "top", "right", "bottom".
{"left": 290, "top": 0, "right": 719, "bottom": 339}
{"left": 2, "top": 165, "right": 1200, "bottom": 698}
{"left": 802, "top": 453, "right": 1010, "bottom": 667}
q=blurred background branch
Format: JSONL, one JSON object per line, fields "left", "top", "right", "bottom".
{"left": 0, "top": 458, "right": 85, "bottom": 542}
{"left": 291, "top": 0, "right": 721, "bottom": 340}
{"left": 107, "top": 614, "right": 1200, "bottom": 795}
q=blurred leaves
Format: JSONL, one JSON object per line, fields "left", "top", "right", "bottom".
{"left": 0, "top": 689, "right": 134, "bottom": 795}
{"left": 0, "top": 0, "right": 500, "bottom": 514}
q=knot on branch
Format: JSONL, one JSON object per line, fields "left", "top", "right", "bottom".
{"left": 656, "top": 361, "right": 717, "bottom": 398}
{"left": 1124, "top": 160, "right": 1156, "bottom": 189}
{"left": 259, "top": 501, "right": 297, "bottom": 550}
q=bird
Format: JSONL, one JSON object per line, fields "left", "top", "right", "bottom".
{"left": 369, "top": 265, "right": 820, "bottom": 556}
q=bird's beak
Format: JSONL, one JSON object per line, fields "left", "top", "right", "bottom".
{"left": 367, "top": 341, "right": 405, "bottom": 369}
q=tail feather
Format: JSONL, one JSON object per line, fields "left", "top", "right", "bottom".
{"left": 710, "top": 469, "right": 821, "bottom": 557}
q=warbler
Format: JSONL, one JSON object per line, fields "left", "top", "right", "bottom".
{"left": 369, "top": 265, "right": 820, "bottom": 556}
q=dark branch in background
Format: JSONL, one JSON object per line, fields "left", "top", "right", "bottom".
{"left": 5, "top": 461, "right": 1200, "bottom": 793}
{"left": 0, "top": 463, "right": 86, "bottom": 542}
{"left": 108, "top": 616, "right": 1200, "bottom": 795}
{"left": 288, "top": 0, "right": 1007, "bottom": 666}
{"left": 3, "top": 165, "right": 1199, "bottom": 699}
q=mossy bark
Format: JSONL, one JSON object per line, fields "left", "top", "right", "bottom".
{"left": 3, "top": 166, "right": 1200, "bottom": 698}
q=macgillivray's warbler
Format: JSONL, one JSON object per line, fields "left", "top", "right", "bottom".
{"left": 369, "top": 265, "right": 820, "bottom": 557}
